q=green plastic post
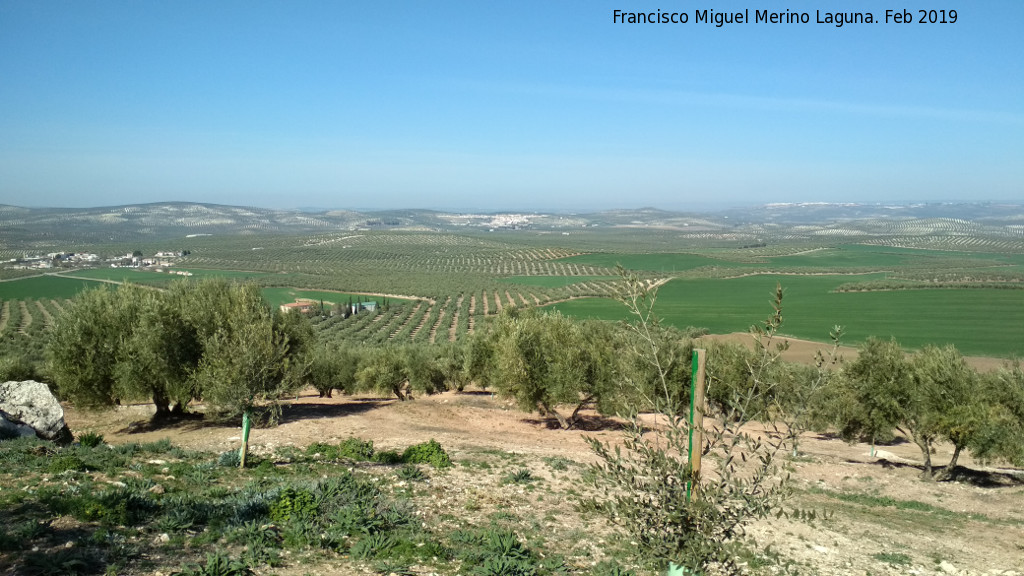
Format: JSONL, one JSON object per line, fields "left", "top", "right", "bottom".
{"left": 675, "top": 350, "right": 702, "bottom": 576}
{"left": 686, "top": 349, "right": 698, "bottom": 503}
{"left": 239, "top": 410, "right": 251, "bottom": 468}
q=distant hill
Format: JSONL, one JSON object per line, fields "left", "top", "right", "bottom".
{"left": 0, "top": 201, "right": 1022, "bottom": 248}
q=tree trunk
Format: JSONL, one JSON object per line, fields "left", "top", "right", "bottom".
{"left": 152, "top": 389, "right": 171, "bottom": 419}
{"left": 567, "top": 394, "right": 595, "bottom": 430}
{"left": 917, "top": 436, "right": 934, "bottom": 480}
{"left": 540, "top": 401, "right": 570, "bottom": 429}
{"left": 938, "top": 444, "right": 964, "bottom": 481}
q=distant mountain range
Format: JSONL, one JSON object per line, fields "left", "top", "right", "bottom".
{"left": 1, "top": 201, "right": 1022, "bottom": 246}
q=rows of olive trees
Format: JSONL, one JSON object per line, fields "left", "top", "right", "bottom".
{"left": 48, "top": 278, "right": 1024, "bottom": 478}
{"left": 48, "top": 280, "right": 314, "bottom": 419}
{"left": 834, "top": 337, "right": 1024, "bottom": 478}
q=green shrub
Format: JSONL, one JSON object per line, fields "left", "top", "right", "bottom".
{"left": 269, "top": 487, "right": 317, "bottom": 523}
{"left": 47, "top": 453, "right": 91, "bottom": 474}
{"left": 401, "top": 439, "right": 451, "bottom": 468}
{"left": 337, "top": 437, "right": 376, "bottom": 460}
{"left": 373, "top": 449, "right": 403, "bottom": 464}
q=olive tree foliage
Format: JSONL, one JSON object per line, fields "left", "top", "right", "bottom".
{"left": 973, "top": 364, "right": 1024, "bottom": 467}
{"left": 50, "top": 285, "right": 140, "bottom": 409}
{"left": 835, "top": 338, "right": 1008, "bottom": 480}
{"left": 115, "top": 285, "right": 201, "bottom": 416}
{"left": 832, "top": 337, "right": 908, "bottom": 452}
{"left": 48, "top": 280, "right": 314, "bottom": 419}
{"left": 471, "top": 307, "right": 623, "bottom": 429}
{"left": 355, "top": 345, "right": 410, "bottom": 400}
{"left": 586, "top": 274, "right": 811, "bottom": 574}
{"left": 309, "top": 344, "right": 359, "bottom": 398}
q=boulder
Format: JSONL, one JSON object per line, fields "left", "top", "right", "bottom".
{"left": 0, "top": 380, "right": 72, "bottom": 443}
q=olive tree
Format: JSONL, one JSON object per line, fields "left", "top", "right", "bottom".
{"left": 309, "top": 344, "right": 359, "bottom": 398}
{"left": 586, "top": 273, "right": 804, "bottom": 574}
{"left": 50, "top": 286, "right": 138, "bottom": 408}
{"left": 484, "top": 308, "right": 622, "bottom": 429}
{"left": 835, "top": 337, "right": 909, "bottom": 456}
{"left": 49, "top": 279, "right": 314, "bottom": 420}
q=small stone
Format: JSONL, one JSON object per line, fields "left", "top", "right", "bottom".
{"left": 939, "top": 560, "right": 958, "bottom": 574}
{"left": 148, "top": 484, "right": 165, "bottom": 495}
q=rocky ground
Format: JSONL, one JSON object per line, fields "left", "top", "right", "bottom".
{"left": 64, "top": 389, "right": 1024, "bottom": 576}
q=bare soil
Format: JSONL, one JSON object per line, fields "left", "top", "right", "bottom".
{"left": 700, "top": 333, "right": 1013, "bottom": 373}
{"left": 63, "top": 389, "right": 1024, "bottom": 576}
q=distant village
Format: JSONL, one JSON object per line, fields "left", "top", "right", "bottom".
{"left": 4, "top": 249, "right": 191, "bottom": 272}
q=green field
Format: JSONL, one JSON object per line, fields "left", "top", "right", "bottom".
{"left": 0, "top": 275, "right": 105, "bottom": 300}
{"left": 546, "top": 274, "right": 1024, "bottom": 358}
{"left": 556, "top": 245, "right": 1024, "bottom": 274}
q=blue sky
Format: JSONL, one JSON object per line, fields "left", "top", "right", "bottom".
{"left": 1, "top": 1, "right": 1021, "bottom": 211}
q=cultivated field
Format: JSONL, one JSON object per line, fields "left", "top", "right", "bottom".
{"left": 4, "top": 233, "right": 1022, "bottom": 357}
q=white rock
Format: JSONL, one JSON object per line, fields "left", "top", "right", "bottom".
{"left": 0, "top": 380, "right": 70, "bottom": 441}
{"left": 939, "top": 560, "right": 958, "bottom": 574}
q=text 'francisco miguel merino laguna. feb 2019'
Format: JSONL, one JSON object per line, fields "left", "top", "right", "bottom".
{"left": 612, "top": 8, "right": 958, "bottom": 27}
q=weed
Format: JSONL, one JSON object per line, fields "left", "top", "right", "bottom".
{"left": 77, "top": 431, "right": 105, "bottom": 448}
{"left": 872, "top": 552, "right": 913, "bottom": 566}
{"left": 542, "top": 456, "right": 575, "bottom": 471}
{"left": 47, "top": 452, "right": 92, "bottom": 474}
{"left": 396, "top": 463, "right": 426, "bottom": 482}
{"left": 351, "top": 533, "right": 396, "bottom": 559}
{"left": 173, "top": 552, "right": 252, "bottom": 576}
{"left": 217, "top": 450, "right": 241, "bottom": 468}
{"left": 473, "top": 556, "right": 536, "bottom": 576}
{"left": 18, "top": 547, "right": 105, "bottom": 576}
{"left": 401, "top": 439, "right": 452, "bottom": 468}
{"left": 140, "top": 438, "right": 174, "bottom": 454}
{"left": 591, "top": 560, "right": 637, "bottom": 576}
{"left": 502, "top": 469, "right": 535, "bottom": 484}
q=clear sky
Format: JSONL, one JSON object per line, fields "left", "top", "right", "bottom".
{"left": 1, "top": 1, "right": 1021, "bottom": 211}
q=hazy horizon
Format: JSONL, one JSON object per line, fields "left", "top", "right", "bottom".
{"left": 2, "top": 2, "right": 1021, "bottom": 210}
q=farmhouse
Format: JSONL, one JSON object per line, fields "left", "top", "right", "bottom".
{"left": 280, "top": 301, "right": 314, "bottom": 313}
